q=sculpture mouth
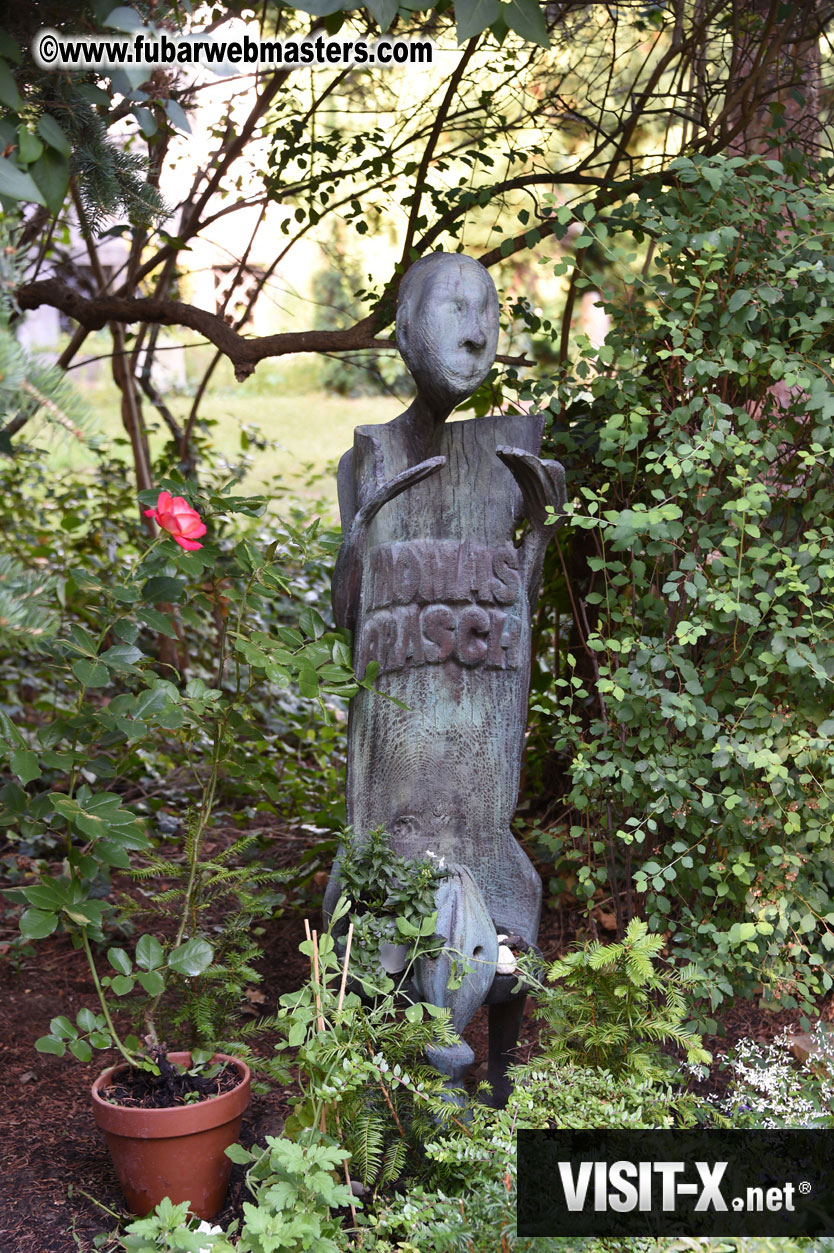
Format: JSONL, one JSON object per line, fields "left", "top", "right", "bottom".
{"left": 446, "top": 361, "right": 488, "bottom": 388}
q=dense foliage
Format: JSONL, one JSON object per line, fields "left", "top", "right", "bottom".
{"left": 522, "top": 154, "right": 834, "bottom": 1027}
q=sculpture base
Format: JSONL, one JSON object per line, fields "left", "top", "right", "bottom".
{"left": 425, "top": 1040, "right": 475, "bottom": 1108}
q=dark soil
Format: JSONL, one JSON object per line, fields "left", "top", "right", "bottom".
{"left": 100, "top": 1054, "right": 242, "bottom": 1110}
{"left": 0, "top": 843, "right": 829, "bottom": 1253}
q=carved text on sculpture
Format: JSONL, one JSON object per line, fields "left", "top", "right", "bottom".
{"left": 355, "top": 539, "right": 524, "bottom": 678}
{"left": 356, "top": 602, "right": 522, "bottom": 677}
{"left": 366, "top": 540, "right": 522, "bottom": 609}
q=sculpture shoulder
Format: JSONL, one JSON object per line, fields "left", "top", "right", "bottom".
{"left": 336, "top": 422, "right": 402, "bottom": 528}
{"left": 443, "top": 411, "right": 545, "bottom": 458}
{"left": 336, "top": 447, "right": 356, "bottom": 530}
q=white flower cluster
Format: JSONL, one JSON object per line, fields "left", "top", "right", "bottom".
{"left": 717, "top": 1023, "right": 834, "bottom": 1129}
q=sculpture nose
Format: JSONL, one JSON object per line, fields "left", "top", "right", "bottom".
{"left": 460, "top": 325, "right": 486, "bottom": 352}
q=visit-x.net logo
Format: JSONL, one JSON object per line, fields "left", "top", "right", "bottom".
{"left": 517, "top": 1131, "right": 834, "bottom": 1237}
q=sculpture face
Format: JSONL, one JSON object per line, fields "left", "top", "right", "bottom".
{"left": 396, "top": 255, "right": 500, "bottom": 411}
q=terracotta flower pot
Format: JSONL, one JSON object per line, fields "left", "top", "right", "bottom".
{"left": 91, "top": 1052, "right": 251, "bottom": 1219}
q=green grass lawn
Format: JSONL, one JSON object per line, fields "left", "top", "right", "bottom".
{"left": 37, "top": 341, "right": 406, "bottom": 523}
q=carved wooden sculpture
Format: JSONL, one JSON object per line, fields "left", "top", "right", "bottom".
{"left": 326, "top": 252, "right": 566, "bottom": 1105}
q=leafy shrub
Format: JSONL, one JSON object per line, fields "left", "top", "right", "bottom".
{"left": 120, "top": 907, "right": 710, "bottom": 1253}
{"left": 520, "top": 154, "right": 834, "bottom": 1025}
{"left": 335, "top": 825, "right": 445, "bottom": 994}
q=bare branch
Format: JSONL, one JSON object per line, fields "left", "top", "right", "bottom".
{"left": 16, "top": 280, "right": 389, "bottom": 380}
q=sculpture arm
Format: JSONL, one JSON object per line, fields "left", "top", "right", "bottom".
{"left": 331, "top": 441, "right": 446, "bottom": 629}
{"left": 495, "top": 446, "right": 567, "bottom": 602}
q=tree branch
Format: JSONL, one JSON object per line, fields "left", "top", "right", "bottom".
{"left": 16, "top": 281, "right": 388, "bottom": 380}
{"left": 399, "top": 37, "right": 478, "bottom": 267}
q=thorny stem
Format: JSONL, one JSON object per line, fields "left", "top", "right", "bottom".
{"left": 71, "top": 1187, "right": 124, "bottom": 1223}
{"left": 82, "top": 929, "right": 141, "bottom": 1069}
{"left": 144, "top": 578, "right": 237, "bottom": 1031}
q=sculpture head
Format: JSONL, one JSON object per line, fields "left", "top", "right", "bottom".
{"left": 396, "top": 253, "right": 499, "bottom": 414}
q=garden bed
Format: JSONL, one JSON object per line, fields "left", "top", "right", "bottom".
{"left": 2, "top": 879, "right": 828, "bottom": 1253}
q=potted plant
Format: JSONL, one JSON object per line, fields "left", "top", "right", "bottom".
{"left": 32, "top": 916, "right": 253, "bottom": 1219}
{"left": 90, "top": 1048, "right": 251, "bottom": 1220}
{"left": 5, "top": 484, "right": 360, "bottom": 1217}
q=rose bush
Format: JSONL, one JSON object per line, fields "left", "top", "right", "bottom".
{"left": 2, "top": 473, "right": 365, "bottom": 1068}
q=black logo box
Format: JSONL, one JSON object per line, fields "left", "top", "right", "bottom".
{"left": 517, "top": 1130, "right": 834, "bottom": 1237}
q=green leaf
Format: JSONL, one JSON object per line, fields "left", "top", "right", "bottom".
{"left": 36, "top": 114, "right": 71, "bottom": 157}
{"left": 68, "top": 623, "right": 98, "bottom": 656}
{"left": 141, "top": 576, "right": 185, "bottom": 603}
{"left": 107, "top": 946, "right": 133, "bottom": 976}
{"left": 133, "top": 106, "right": 157, "bottom": 138}
{"left": 299, "top": 607, "right": 327, "bottom": 640}
{"left": 0, "top": 60, "right": 23, "bottom": 111}
{"left": 0, "top": 156, "right": 46, "bottom": 206}
{"left": 22, "top": 882, "right": 65, "bottom": 910}
{"left": 365, "top": 0, "right": 399, "bottom": 29}
{"left": 49, "top": 1015, "right": 77, "bottom": 1039}
{"left": 225, "top": 1142, "right": 253, "bottom": 1164}
{"left": 113, "top": 619, "right": 139, "bottom": 644}
{"left": 69, "top": 1038, "right": 93, "bottom": 1062}
{"left": 63, "top": 900, "right": 107, "bottom": 928}
{"left": 288, "top": 1018, "right": 308, "bottom": 1047}
{"left": 10, "top": 749, "right": 40, "bottom": 784}
{"left": 100, "top": 643, "right": 144, "bottom": 670}
{"left": 110, "top": 974, "right": 135, "bottom": 996}
{"left": 51, "top": 792, "right": 145, "bottom": 848}
{"left": 168, "top": 937, "right": 213, "bottom": 977}
{"left": 501, "top": 0, "right": 549, "bottom": 47}
{"left": 164, "top": 99, "right": 191, "bottom": 135}
{"left": 72, "top": 660, "right": 110, "bottom": 688}
{"left": 19, "top": 908, "right": 58, "bottom": 939}
{"left": 138, "top": 606, "right": 178, "bottom": 638}
{"left": 104, "top": 6, "right": 147, "bottom": 32}
{"left": 135, "top": 933, "right": 164, "bottom": 970}
{"left": 455, "top": 0, "right": 501, "bottom": 39}
{"left": 77, "top": 84, "right": 110, "bottom": 106}
{"left": 0, "top": 710, "right": 26, "bottom": 748}
{"left": 16, "top": 127, "right": 43, "bottom": 165}
{"left": 728, "top": 289, "right": 752, "bottom": 313}
{"left": 136, "top": 969, "right": 165, "bottom": 996}
{"left": 35, "top": 1035, "right": 66, "bottom": 1056}
{"left": 297, "top": 665, "right": 319, "bottom": 698}
{"left": 30, "top": 149, "right": 69, "bottom": 216}
{"left": 77, "top": 1007, "right": 99, "bottom": 1032}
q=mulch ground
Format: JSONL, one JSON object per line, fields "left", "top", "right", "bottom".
{"left": 1, "top": 851, "right": 829, "bottom": 1253}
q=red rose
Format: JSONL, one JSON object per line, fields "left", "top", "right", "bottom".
{"left": 144, "top": 491, "right": 207, "bottom": 551}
